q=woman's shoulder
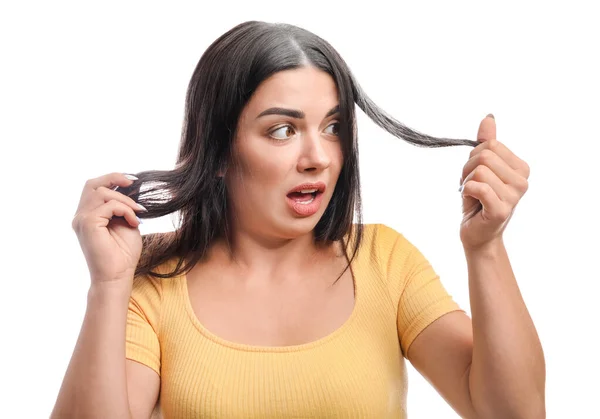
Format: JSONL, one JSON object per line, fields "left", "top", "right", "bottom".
{"left": 132, "top": 255, "right": 182, "bottom": 297}
{"left": 353, "top": 223, "right": 407, "bottom": 252}
{"left": 353, "top": 223, "right": 423, "bottom": 272}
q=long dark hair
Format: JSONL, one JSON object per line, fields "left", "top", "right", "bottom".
{"left": 124, "top": 21, "right": 478, "bottom": 280}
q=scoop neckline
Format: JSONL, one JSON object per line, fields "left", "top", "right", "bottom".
{"left": 178, "top": 250, "right": 361, "bottom": 353}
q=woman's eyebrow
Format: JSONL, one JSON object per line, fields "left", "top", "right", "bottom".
{"left": 256, "top": 104, "right": 340, "bottom": 120}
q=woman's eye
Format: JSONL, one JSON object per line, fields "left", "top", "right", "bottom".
{"left": 269, "top": 125, "right": 295, "bottom": 140}
{"left": 324, "top": 122, "right": 340, "bottom": 136}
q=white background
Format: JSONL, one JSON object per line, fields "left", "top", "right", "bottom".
{"left": 1, "top": 1, "right": 599, "bottom": 417}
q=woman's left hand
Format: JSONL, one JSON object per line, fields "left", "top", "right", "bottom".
{"left": 459, "top": 114, "right": 531, "bottom": 251}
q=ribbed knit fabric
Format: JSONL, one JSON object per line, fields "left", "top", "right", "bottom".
{"left": 126, "top": 223, "right": 463, "bottom": 418}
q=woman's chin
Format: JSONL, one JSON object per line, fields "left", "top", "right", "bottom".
{"left": 275, "top": 216, "right": 322, "bottom": 239}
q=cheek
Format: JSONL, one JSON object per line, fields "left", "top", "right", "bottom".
{"left": 329, "top": 141, "right": 344, "bottom": 173}
{"left": 231, "top": 137, "right": 294, "bottom": 189}
{"left": 245, "top": 149, "right": 293, "bottom": 182}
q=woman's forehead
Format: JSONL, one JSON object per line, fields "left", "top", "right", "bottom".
{"left": 246, "top": 67, "right": 339, "bottom": 117}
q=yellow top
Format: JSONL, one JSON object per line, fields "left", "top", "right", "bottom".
{"left": 126, "top": 223, "right": 463, "bottom": 418}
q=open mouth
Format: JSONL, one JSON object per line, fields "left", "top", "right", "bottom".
{"left": 285, "top": 182, "right": 326, "bottom": 216}
{"left": 286, "top": 189, "right": 320, "bottom": 205}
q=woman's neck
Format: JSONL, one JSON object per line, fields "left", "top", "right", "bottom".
{"left": 210, "top": 227, "right": 337, "bottom": 283}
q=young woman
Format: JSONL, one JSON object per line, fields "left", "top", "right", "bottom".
{"left": 52, "top": 21, "right": 545, "bottom": 418}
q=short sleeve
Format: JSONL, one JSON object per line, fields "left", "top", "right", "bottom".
{"left": 377, "top": 224, "right": 464, "bottom": 357}
{"left": 125, "top": 274, "right": 162, "bottom": 376}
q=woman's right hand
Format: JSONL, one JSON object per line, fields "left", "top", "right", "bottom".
{"left": 72, "top": 172, "right": 146, "bottom": 287}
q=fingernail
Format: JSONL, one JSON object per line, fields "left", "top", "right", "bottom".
{"left": 458, "top": 185, "right": 464, "bottom": 193}
{"left": 136, "top": 216, "right": 143, "bottom": 224}
{"left": 486, "top": 113, "right": 495, "bottom": 119}
{"left": 137, "top": 204, "right": 148, "bottom": 212}
{"left": 125, "top": 174, "right": 138, "bottom": 180}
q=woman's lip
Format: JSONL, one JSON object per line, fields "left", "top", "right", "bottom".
{"left": 286, "top": 191, "right": 324, "bottom": 217}
{"left": 287, "top": 181, "right": 326, "bottom": 194}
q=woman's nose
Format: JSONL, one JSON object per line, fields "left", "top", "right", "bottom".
{"left": 296, "top": 133, "right": 332, "bottom": 172}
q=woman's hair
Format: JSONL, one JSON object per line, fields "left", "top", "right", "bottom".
{"left": 125, "top": 20, "right": 478, "bottom": 280}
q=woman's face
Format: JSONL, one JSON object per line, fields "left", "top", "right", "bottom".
{"left": 225, "top": 66, "right": 344, "bottom": 240}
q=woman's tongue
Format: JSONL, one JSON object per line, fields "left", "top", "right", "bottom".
{"left": 288, "top": 191, "right": 314, "bottom": 203}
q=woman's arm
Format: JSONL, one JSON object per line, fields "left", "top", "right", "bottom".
{"left": 408, "top": 240, "right": 545, "bottom": 419}
{"left": 465, "top": 239, "right": 545, "bottom": 417}
{"left": 51, "top": 282, "right": 158, "bottom": 419}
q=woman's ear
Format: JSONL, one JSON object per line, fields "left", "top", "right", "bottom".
{"left": 216, "top": 163, "right": 228, "bottom": 178}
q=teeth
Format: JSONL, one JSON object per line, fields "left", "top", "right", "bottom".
{"left": 299, "top": 189, "right": 318, "bottom": 193}
{"left": 297, "top": 196, "right": 315, "bottom": 205}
